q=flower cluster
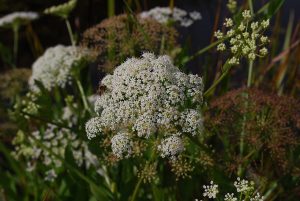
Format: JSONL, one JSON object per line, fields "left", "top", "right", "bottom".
{"left": 158, "top": 135, "right": 185, "bottom": 160}
{"left": 215, "top": 10, "right": 270, "bottom": 65}
{"left": 0, "top": 12, "right": 38, "bottom": 27}
{"left": 86, "top": 53, "right": 204, "bottom": 160}
{"left": 227, "top": 0, "right": 237, "bottom": 13}
{"left": 196, "top": 178, "right": 263, "bottom": 201}
{"left": 44, "top": 0, "right": 77, "bottom": 19}
{"left": 203, "top": 181, "right": 219, "bottom": 199}
{"left": 234, "top": 177, "right": 255, "bottom": 194}
{"left": 12, "top": 124, "right": 98, "bottom": 181}
{"left": 12, "top": 101, "right": 100, "bottom": 182}
{"left": 29, "top": 45, "right": 90, "bottom": 91}
{"left": 140, "top": 7, "right": 201, "bottom": 27}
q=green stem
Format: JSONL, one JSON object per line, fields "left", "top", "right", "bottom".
{"left": 129, "top": 178, "right": 143, "bottom": 201}
{"left": 182, "top": 40, "right": 222, "bottom": 65}
{"left": 130, "top": 151, "right": 156, "bottom": 201}
{"left": 238, "top": 92, "right": 249, "bottom": 177}
{"left": 159, "top": 34, "right": 166, "bottom": 55}
{"left": 13, "top": 24, "right": 19, "bottom": 67}
{"left": 263, "top": 182, "right": 278, "bottom": 200}
{"left": 107, "top": 0, "right": 115, "bottom": 17}
{"left": 247, "top": 61, "right": 253, "bottom": 87}
{"left": 204, "top": 61, "right": 231, "bottom": 97}
{"left": 75, "top": 79, "right": 91, "bottom": 113}
{"left": 65, "top": 19, "right": 75, "bottom": 46}
{"left": 248, "top": 0, "right": 254, "bottom": 15}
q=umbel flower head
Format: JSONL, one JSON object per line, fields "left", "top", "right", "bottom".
{"left": 29, "top": 45, "right": 90, "bottom": 91}
{"left": 215, "top": 10, "right": 270, "bottom": 65}
{"left": 140, "top": 7, "right": 201, "bottom": 27}
{"left": 196, "top": 178, "right": 263, "bottom": 201}
{"left": 12, "top": 102, "right": 100, "bottom": 182}
{"left": 12, "top": 124, "right": 98, "bottom": 182}
{"left": 44, "top": 0, "right": 77, "bottom": 19}
{"left": 86, "top": 53, "right": 204, "bottom": 160}
{"left": 0, "top": 12, "right": 38, "bottom": 28}
{"left": 80, "top": 14, "right": 178, "bottom": 73}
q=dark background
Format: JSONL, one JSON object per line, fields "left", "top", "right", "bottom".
{"left": 0, "top": 0, "right": 299, "bottom": 73}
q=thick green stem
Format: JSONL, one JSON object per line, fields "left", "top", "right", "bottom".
{"left": 13, "top": 25, "right": 19, "bottom": 67}
{"left": 76, "top": 79, "right": 91, "bottom": 113}
{"left": 204, "top": 62, "right": 231, "bottom": 97}
{"left": 65, "top": 19, "right": 76, "bottom": 46}
{"left": 247, "top": 61, "right": 253, "bottom": 87}
{"left": 107, "top": 0, "right": 115, "bottom": 17}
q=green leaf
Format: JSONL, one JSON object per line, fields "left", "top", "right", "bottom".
{"left": 267, "top": 0, "right": 285, "bottom": 17}
{"left": 258, "top": 0, "right": 285, "bottom": 17}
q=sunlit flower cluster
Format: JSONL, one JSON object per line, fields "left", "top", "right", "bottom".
{"left": 215, "top": 10, "right": 270, "bottom": 65}
{"left": 29, "top": 45, "right": 90, "bottom": 91}
{"left": 140, "top": 7, "right": 201, "bottom": 27}
{"left": 86, "top": 53, "right": 204, "bottom": 159}
{"left": 196, "top": 178, "right": 264, "bottom": 201}
{"left": 0, "top": 12, "right": 38, "bottom": 27}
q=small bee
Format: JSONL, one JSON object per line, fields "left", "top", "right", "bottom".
{"left": 97, "top": 84, "right": 107, "bottom": 96}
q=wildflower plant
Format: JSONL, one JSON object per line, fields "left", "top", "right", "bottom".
{"left": 86, "top": 52, "right": 204, "bottom": 165}
{"left": 196, "top": 178, "right": 263, "bottom": 201}
{"left": 215, "top": 10, "right": 270, "bottom": 66}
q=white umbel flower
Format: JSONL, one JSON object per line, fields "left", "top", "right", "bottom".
{"left": 203, "top": 181, "right": 219, "bottom": 199}
{"left": 111, "top": 132, "right": 133, "bottom": 159}
{"left": 29, "top": 45, "right": 89, "bottom": 91}
{"left": 85, "top": 117, "right": 103, "bottom": 140}
{"left": 140, "top": 7, "right": 201, "bottom": 27}
{"left": 44, "top": 169, "right": 57, "bottom": 182}
{"left": 0, "top": 12, "right": 38, "bottom": 27}
{"left": 234, "top": 177, "right": 254, "bottom": 194}
{"left": 250, "top": 193, "right": 264, "bottom": 201}
{"left": 158, "top": 135, "right": 185, "bottom": 159}
{"left": 224, "top": 193, "right": 237, "bottom": 201}
{"left": 86, "top": 53, "right": 204, "bottom": 159}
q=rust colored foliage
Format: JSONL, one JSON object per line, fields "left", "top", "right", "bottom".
{"left": 80, "top": 14, "right": 178, "bottom": 73}
{"left": 206, "top": 88, "right": 300, "bottom": 177}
